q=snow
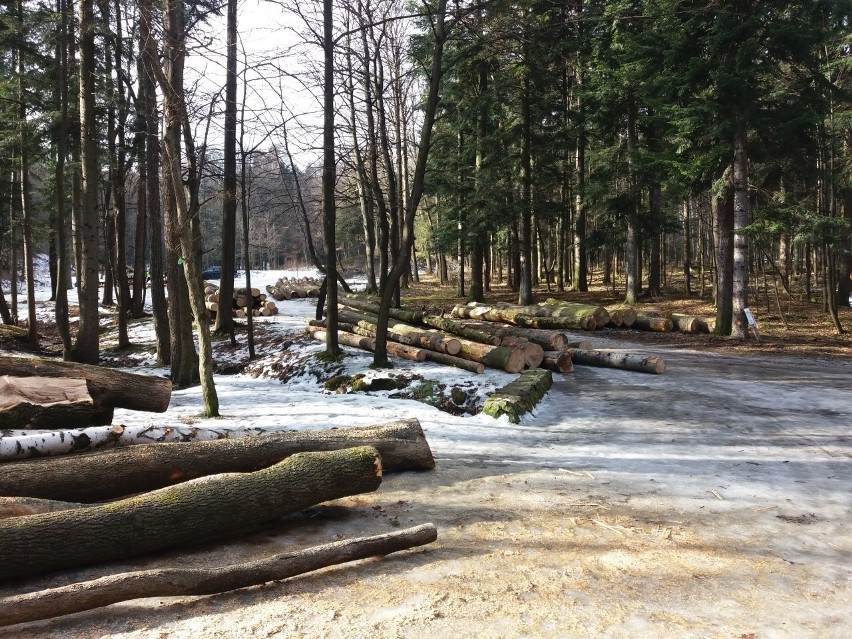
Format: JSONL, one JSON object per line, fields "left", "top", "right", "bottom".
{"left": 1, "top": 267, "right": 851, "bottom": 638}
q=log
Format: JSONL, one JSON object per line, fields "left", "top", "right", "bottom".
{"left": 610, "top": 306, "right": 637, "bottom": 328}
{"left": 567, "top": 347, "right": 666, "bottom": 375}
{"left": 607, "top": 309, "right": 624, "bottom": 327}
{"left": 483, "top": 369, "right": 553, "bottom": 423}
{"left": 419, "top": 315, "right": 502, "bottom": 346}
{"left": 541, "top": 298, "right": 610, "bottom": 327}
{"left": 631, "top": 314, "right": 673, "bottom": 332}
{"left": 0, "top": 496, "right": 85, "bottom": 520}
{"left": 566, "top": 339, "right": 594, "bottom": 350}
{"left": 338, "top": 294, "right": 424, "bottom": 325}
{"left": 0, "top": 419, "right": 435, "bottom": 502}
{"left": 499, "top": 337, "right": 544, "bottom": 369}
{"left": 0, "top": 324, "right": 28, "bottom": 340}
{"left": 453, "top": 303, "right": 597, "bottom": 331}
{"left": 422, "top": 349, "right": 485, "bottom": 374}
{"left": 669, "top": 313, "right": 708, "bottom": 333}
{"left": 0, "top": 523, "right": 438, "bottom": 628}
{"left": 541, "top": 351, "right": 574, "bottom": 373}
{"left": 0, "top": 356, "right": 172, "bottom": 413}
{"left": 450, "top": 319, "right": 570, "bottom": 352}
{"left": 452, "top": 337, "right": 526, "bottom": 373}
{"left": 0, "top": 446, "right": 384, "bottom": 581}
{"left": 306, "top": 327, "right": 426, "bottom": 362}
{"left": 338, "top": 308, "right": 462, "bottom": 355}
{"left": 0, "top": 376, "right": 93, "bottom": 429}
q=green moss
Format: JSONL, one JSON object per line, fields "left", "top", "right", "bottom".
{"left": 324, "top": 374, "right": 352, "bottom": 392}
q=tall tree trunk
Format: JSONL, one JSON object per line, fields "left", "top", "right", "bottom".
{"left": 624, "top": 91, "right": 639, "bottom": 305}
{"left": 648, "top": 183, "right": 662, "bottom": 297}
{"left": 518, "top": 32, "right": 533, "bottom": 306}
{"left": 215, "top": 0, "right": 238, "bottom": 337}
{"left": 571, "top": 31, "right": 587, "bottom": 292}
{"left": 732, "top": 129, "right": 749, "bottom": 338}
{"left": 71, "top": 0, "right": 100, "bottom": 363}
{"left": 714, "top": 179, "right": 734, "bottom": 335}
{"left": 54, "top": 0, "right": 72, "bottom": 355}
{"left": 16, "top": 0, "right": 38, "bottom": 349}
{"left": 322, "top": 0, "right": 340, "bottom": 355}
{"left": 683, "top": 199, "right": 692, "bottom": 296}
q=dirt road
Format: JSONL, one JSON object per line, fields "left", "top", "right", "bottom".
{"left": 2, "top": 338, "right": 849, "bottom": 638}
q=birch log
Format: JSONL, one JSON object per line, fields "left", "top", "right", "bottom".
{"left": 0, "top": 419, "right": 434, "bottom": 502}
{"left": 0, "top": 524, "right": 438, "bottom": 627}
{"left": 0, "top": 447, "right": 384, "bottom": 581}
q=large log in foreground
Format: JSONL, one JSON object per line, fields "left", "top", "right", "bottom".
{"left": 568, "top": 348, "right": 666, "bottom": 375}
{"left": 0, "top": 447, "right": 384, "bottom": 582}
{"left": 0, "top": 376, "right": 93, "bottom": 429}
{"left": 0, "top": 356, "right": 172, "bottom": 413}
{"left": 0, "top": 419, "right": 434, "bottom": 503}
{"left": 0, "top": 524, "right": 438, "bottom": 628}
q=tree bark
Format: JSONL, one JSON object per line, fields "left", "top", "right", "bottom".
{"left": 540, "top": 298, "right": 610, "bottom": 327}
{"left": 0, "top": 376, "right": 92, "bottom": 429}
{"left": 337, "top": 308, "right": 461, "bottom": 355}
{"left": 422, "top": 349, "right": 485, "bottom": 374}
{"left": 456, "top": 320, "right": 569, "bottom": 351}
{"left": 567, "top": 348, "right": 666, "bottom": 374}
{"left": 0, "top": 356, "right": 172, "bottom": 413}
{"left": 306, "top": 327, "right": 426, "bottom": 362}
{"left": 732, "top": 129, "right": 750, "bottom": 338}
{"left": 631, "top": 315, "right": 673, "bottom": 332}
{"left": 0, "top": 524, "right": 437, "bottom": 628}
{"left": 453, "top": 302, "right": 597, "bottom": 331}
{"left": 541, "top": 351, "right": 574, "bottom": 373}
{"left": 0, "top": 496, "right": 85, "bottom": 520}
{"left": 0, "top": 419, "right": 433, "bottom": 502}
{"left": 0, "top": 447, "right": 384, "bottom": 581}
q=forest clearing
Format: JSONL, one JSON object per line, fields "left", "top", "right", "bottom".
{"left": 0, "top": 269, "right": 850, "bottom": 638}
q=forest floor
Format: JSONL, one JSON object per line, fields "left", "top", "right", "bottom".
{"left": 0, "top": 271, "right": 850, "bottom": 638}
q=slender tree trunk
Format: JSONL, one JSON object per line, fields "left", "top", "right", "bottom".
{"left": 54, "top": 0, "right": 72, "bottom": 354}
{"left": 518, "top": 32, "right": 533, "bottom": 305}
{"left": 683, "top": 199, "right": 692, "bottom": 295}
{"left": 322, "top": 0, "right": 339, "bottom": 356}
{"left": 732, "top": 130, "right": 749, "bottom": 338}
{"left": 71, "top": 0, "right": 100, "bottom": 363}
{"left": 624, "top": 91, "right": 639, "bottom": 305}
{"left": 215, "top": 0, "right": 238, "bottom": 337}
{"left": 714, "top": 181, "right": 734, "bottom": 335}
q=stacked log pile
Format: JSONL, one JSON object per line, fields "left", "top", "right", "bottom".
{"left": 205, "top": 283, "right": 279, "bottom": 318}
{"left": 265, "top": 276, "right": 322, "bottom": 301}
{"left": 0, "top": 418, "right": 438, "bottom": 626}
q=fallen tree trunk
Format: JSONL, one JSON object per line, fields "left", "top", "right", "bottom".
{"left": 541, "top": 351, "right": 574, "bottom": 373}
{"left": 566, "top": 339, "right": 594, "bottom": 350}
{"left": 0, "top": 447, "right": 384, "bottom": 581}
{"left": 338, "top": 294, "right": 424, "bottom": 324}
{"left": 305, "top": 327, "right": 426, "bottom": 362}
{"left": 511, "top": 313, "right": 597, "bottom": 331}
{"left": 0, "top": 523, "right": 438, "bottom": 628}
{"left": 668, "top": 313, "right": 709, "bottom": 334}
{"left": 567, "top": 348, "right": 666, "bottom": 375}
{"left": 483, "top": 369, "right": 553, "bottom": 423}
{"left": 498, "top": 337, "right": 544, "bottom": 369}
{"left": 0, "top": 419, "right": 434, "bottom": 503}
{"left": 0, "top": 356, "right": 172, "bottom": 413}
{"left": 607, "top": 306, "right": 637, "bottom": 328}
{"left": 0, "top": 376, "right": 93, "bottom": 429}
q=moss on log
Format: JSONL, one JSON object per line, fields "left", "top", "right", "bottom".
{"left": 0, "top": 447, "right": 384, "bottom": 581}
{"left": 482, "top": 369, "right": 553, "bottom": 423}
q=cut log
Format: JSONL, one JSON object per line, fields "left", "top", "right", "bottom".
{"left": 338, "top": 308, "right": 462, "bottom": 355}
{"left": 567, "top": 347, "right": 666, "bottom": 375}
{"left": 0, "top": 419, "right": 435, "bottom": 502}
{"left": 0, "top": 523, "right": 438, "bottom": 628}
{"left": 464, "top": 321, "right": 570, "bottom": 351}
{"left": 0, "top": 446, "right": 384, "bottom": 581}
{"left": 541, "top": 351, "right": 574, "bottom": 373}
{"left": 452, "top": 337, "right": 526, "bottom": 373}
{"left": 566, "top": 339, "right": 594, "bottom": 350}
{"left": 453, "top": 303, "right": 597, "bottom": 331}
{"left": 338, "top": 294, "right": 424, "bottom": 325}
{"left": 0, "top": 324, "right": 28, "bottom": 340}
{"left": 422, "top": 349, "right": 485, "bottom": 374}
{"left": 0, "top": 356, "right": 172, "bottom": 414}
{"left": 0, "top": 496, "right": 85, "bottom": 520}
{"left": 632, "top": 314, "right": 673, "bottom": 332}
{"left": 306, "top": 327, "right": 426, "bottom": 362}
{"left": 668, "top": 313, "right": 708, "bottom": 333}
{"left": 483, "top": 369, "right": 553, "bottom": 423}
{"left": 608, "top": 306, "right": 637, "bottom": 328}
{"left": 541, "top": 298, "right": 610, "bottom": 327}
{"left": 0, "top": 376, "right": 93, "bottom": 429}
{"left": 419, "top": 315, "right": 502, "bottom": 346}
{"left": 498, "top": 337, "right": 544, "bottom": 369}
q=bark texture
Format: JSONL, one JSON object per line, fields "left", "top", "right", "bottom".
{"left": 0, "top": 524, "right": 437, "bottom": 627}
{"left": 567, "top": 348, "right": 666, "bottom": 375}
{"left": 0, "top": 419, "right": 433, "bottom": 502}
{"left": 0, "top": 356, "right": 172, "bottom": 413}
{"left": 0, "top": 447, "right": 383, "bottom": 581}
{"left": 0, "top": 376, "right": 92, "bottom": 429}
